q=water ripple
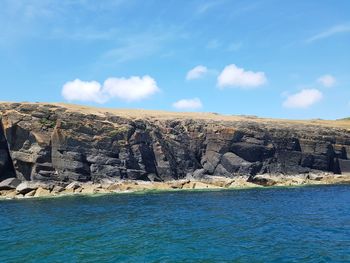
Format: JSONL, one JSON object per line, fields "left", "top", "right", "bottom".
{"left": 1, "top": 185, "right": 350, "bottom": 262}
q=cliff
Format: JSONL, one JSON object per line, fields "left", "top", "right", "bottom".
{"left": 0, "top": 102, "right": 350, "bottom": 185}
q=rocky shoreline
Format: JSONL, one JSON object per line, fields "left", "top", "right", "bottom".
{"left": 1, "top": 173, "right": 349, "bottom": 200}
{"left": 1, "top": 102, "right": 350, "bottom": 199}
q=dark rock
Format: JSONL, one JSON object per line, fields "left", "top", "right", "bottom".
{"left": 16, "top": 181, "right": 39, "bottom": 194}
{"left": 201, "top": 151, "right": 221, "bottom": 174}
{"left": 230, "top": 142, "right": 275, "bottom": 162}
{"left": 0, "top": 124, "right": 16, "bottom": 180}
{"left": 192, "top": 168, "right": 206, "bottom": 179}
{"left": 220, "top": 152, "right": 251, "bottom": 174}
{"left": 275, "top": 151, "right": 305, "bottom": 174}
{"left": 248, "top": 174, "right": 277, "bottom": 186}
{"left": 339, "top": 159, "right": 350, "bottom": 174}
{"left": 66, "top": 181, "right": 81, "bottom": 190}
{"left": 0, "top": 177, "right": 21, "bottom": 190}
{"left": 213, "top": 164, "right": 232, "bottom": 178}
{"left": 307, "top": 173, "right": 324, "bottom": 181}
{"left": 52, "top": 185, "right": 65, "bottom": 193}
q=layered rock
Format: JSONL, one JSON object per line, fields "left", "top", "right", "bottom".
{"left": 0, "top": 102, "right": 349, "bottom": 184}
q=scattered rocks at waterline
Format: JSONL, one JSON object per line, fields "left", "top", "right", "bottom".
{"left": 0, "top": 102, "right": 350, "bottom": 200}
{"left": 1, "top": 173, "right": 350, "bottom": 199}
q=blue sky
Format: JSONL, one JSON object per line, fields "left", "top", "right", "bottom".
{"left": 1, "top": 0, "right": 349, "bottom": 119}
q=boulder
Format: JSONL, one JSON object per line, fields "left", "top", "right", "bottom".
{"left": 107, "top": 183, "right": 122, "bottom": 191}
{"left": 248, "top": 174, "right": 278, "bottom": 186}
{"left": 74, "top": 187, "right": 83, "bottom": 193}
{"left": 307, "top": 173, "right": 324, "bottom": 181}
{"left": 213, "top": 164, "right": 232, "bottom": 178}
{"left": 24, "top": 189, "right": 36, "bottom": 197}
{"left": 339, "top": 159, "right": 350, "bottom": 174}
{"left": 81, "top": 184, "right": 98, "bottom": 194}
{"left": 219, "top": 152, "right": 261, "bottom": 175}
{"left": 201, "top": 151, "right": 222, "bottom": 174}
{"left": 230, "top": 142, "right": 275, "bottom": 162}
{"left": 220, "top": 152, "right": 248, "bottom": 173}
{"left": 34, "top": 187, "right": 51, "bottom": 197}
{"left": 192, "top": 168, "right": 206, "bottom": 179}
{"left": 0, "top": 178, "right": 22, "bottom": 190}
{"left": 52, "top": 185, "right": 65, "bottom": 193}
{"left": 168, "top": 180, "right": 189, "bottom": 189}
{"left": 16, "top": 181, "right": 39, "bottom": 194}
{"left": 66, "top": 181, "right": 81, "bottom": 190}
{"left": 5, "top": 190, "right": 17, "bottom": 198}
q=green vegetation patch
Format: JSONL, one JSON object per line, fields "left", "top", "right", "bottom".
{"left": 109, "top": 126, "right": 129, "bottom": 137}
{"left": 39, "top": 118, "right": 56, "bottom": 128}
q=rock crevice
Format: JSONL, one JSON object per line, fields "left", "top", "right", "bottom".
{"left": 0, "top": 121, "right": 16, "bottom": 180}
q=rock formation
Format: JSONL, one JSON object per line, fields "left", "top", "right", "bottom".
{"left": 0, "top": 102, "right": 349, "bottom": 186}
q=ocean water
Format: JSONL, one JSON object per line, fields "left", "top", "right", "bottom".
{"left": 0, "top": 185, "right": 350, "bottom": 263}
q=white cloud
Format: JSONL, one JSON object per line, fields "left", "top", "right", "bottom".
{"left": 317, "top": 74, "right": 336, "bottom": 88}
{"left": 282, "top": 89, "right": 323, "bottom": 109}
{"left": 217, "top": 64, "right": 267, "bottom": 88}
{"left": 103, "top": 75, "right": 160, "bottom": 102}
{"left": 186, "top": 65, "right": 208, "bottom": 80}
{"left": 62, "top": 75, "right": 160, "bottom": 103}
{"left": 306, "top": 24, "right": 350, "bottom": 43}
{"left": 61, "top": 79, "right": 106, "bottom": 103}
{"left": 173, "top": 98, "right": 203, "bottom": 110}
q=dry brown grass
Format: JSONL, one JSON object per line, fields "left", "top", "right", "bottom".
{"left": 2, "top": 102, "right": 349, "bottom": 130}
{"left": 55, "top": 103, "right": 350, "bottom": 130}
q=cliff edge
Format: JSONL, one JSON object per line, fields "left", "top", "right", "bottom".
{"left": 1, "top": 102, "right": 350, "bottom": 186}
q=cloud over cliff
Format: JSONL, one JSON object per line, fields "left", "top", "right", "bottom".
{"left": 283, "top": 89, "right": 323, "bottom": 109}
{"left": 62, "top": 75, "right": 160, "bottom": 103}
{"left": 173, "top": 98, "right": 203, "bottom": 110}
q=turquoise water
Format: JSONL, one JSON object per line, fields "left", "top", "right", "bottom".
{"left": 1, "top": 185, "right": 350, "bottom": 262}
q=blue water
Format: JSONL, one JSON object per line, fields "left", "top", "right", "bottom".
{"left": 1, "top": 185, "right": 350, "bottom": 262}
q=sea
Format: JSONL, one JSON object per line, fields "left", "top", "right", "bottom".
{"left": 1, "top": 185, "right": 349, "bottom": 262}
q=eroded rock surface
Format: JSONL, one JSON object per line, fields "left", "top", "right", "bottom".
{"left": 0, "top": 102, "right": 350, "bottom": 184}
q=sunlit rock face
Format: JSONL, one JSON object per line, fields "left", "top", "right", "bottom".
{"left": 0, "top": 102, "right": 349, "bottom": 183}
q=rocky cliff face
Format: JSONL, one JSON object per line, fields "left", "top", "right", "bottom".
{"left": 0, "top": 102, "right": 349, "bottom": 183}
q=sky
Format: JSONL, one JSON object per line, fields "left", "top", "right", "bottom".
{"left": 0, "top": 0, "right": 349, "bottom": 120}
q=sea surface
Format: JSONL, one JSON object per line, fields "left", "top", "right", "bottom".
{"left": 1, "top": 185, "right": 350, "bottom": 263}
